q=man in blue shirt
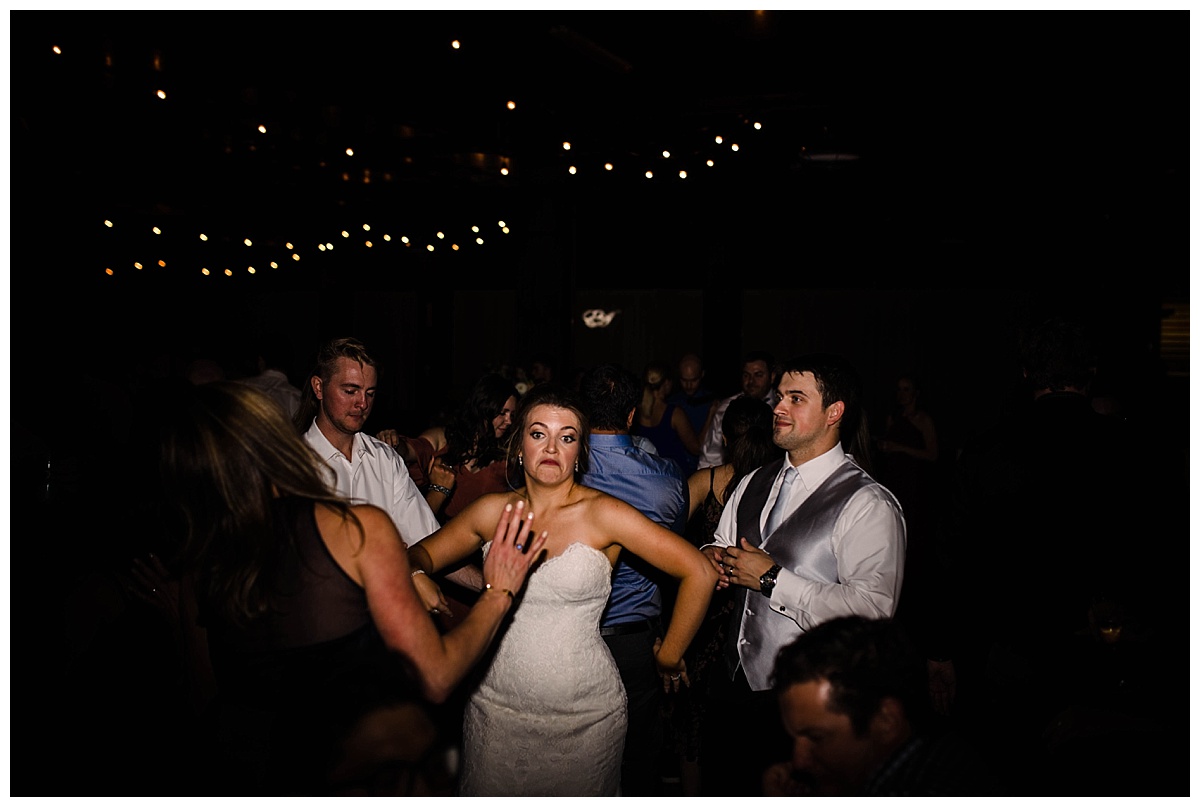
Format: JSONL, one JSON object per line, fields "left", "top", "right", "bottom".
{"left": 580, "top": 363, "right": 689, "bottom": 797}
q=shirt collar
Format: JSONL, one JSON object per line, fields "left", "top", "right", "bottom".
{"left": 304, "top": 419, "right": 371, "bottom": 462}
{"left": 787, "top": 442, "right": 846, "bottom": 491}
{"left": 589, "top": 432, "right": 635, "bottom": 448}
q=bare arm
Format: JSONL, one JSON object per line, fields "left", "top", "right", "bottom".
{"left": 323, "top": 499, "right": 545, "bottom": 703}
{"left": 418, "top": 425, "right": 448, "bottom": 454}
{"left": 686, "top": 467, "right": 710, "bottom": 522}
{"left": 672, "top": 405, "right": 703, "bottom": 457}
{"left": 598, "top": 497, "right": 717, "bottom": 675}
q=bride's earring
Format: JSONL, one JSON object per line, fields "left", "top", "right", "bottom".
{"left": 518, "top": 455, "right": 523, "bottom": 466}
{"left": 575, "top": 460, "right": 580, "bottom": 472}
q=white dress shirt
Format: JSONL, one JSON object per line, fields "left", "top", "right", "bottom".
{"left": 303, "top": 420, "right": 441, "bottom": 547}
{"left": 707, "top": 442, "right": 906, "bottom": 632}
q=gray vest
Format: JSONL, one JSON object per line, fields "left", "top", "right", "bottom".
{"left": 724, "top": 455, "right": 876, "bottom": 690}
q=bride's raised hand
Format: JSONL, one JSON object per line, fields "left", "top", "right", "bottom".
{"left": 481, "top": 499, "right": 548, "bottom": 599}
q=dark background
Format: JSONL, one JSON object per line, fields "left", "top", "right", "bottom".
{"left": 12, "top": 9, "right": 1189, "bottom": 442}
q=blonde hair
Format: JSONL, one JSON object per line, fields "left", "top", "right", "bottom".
{"left": 162, "top": 381, "right": 360, "bottom": 625}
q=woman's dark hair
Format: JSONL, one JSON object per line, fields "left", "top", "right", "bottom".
{"left": 722, "top": 395, "right": 780, "bottom": 499}
{"left": 442, "top": 373, "right": 519, "bottom": 469}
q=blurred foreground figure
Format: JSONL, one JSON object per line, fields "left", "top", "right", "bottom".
{"left": 766, "top": 615, "right": 997, "bottom": 796}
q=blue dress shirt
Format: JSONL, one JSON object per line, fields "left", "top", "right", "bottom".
{"left": 582, "top": 433, "right": 688, "bottom": 627}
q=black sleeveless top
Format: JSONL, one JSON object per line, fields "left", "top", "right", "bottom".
{"left": 684, "top": 467, "right": 724, "bottom": 548}
{"left": 200, "top": 496, "right": 420, "bottom": 793}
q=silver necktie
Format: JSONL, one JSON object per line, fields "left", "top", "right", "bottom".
{"left": 763, "top": 465, "right": 797, "bottom": 538}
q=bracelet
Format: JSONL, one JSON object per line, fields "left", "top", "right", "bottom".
{"left": 484, "top": 583, "right": 514, "bottom": 600}
{"left": 411, "top": 569, "right": 426, "bottom": 578}
{"left": 428, "top": 483, "right": 453, "bottom": 497}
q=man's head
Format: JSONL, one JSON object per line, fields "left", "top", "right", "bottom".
{"left": 741, "top": 350, "right": 777, "bottom": 400}
{"left": 771, "top": 353, "right": 863, "bottom": 461}
{"left": 677, "top": 353, "right": 705, "bottom": 397}
{"left": 305, "top": 337, "right": 379, "bottom": 438}
{"left": 580, "top": 363, "right": 640, "bottom": 432}
{"left": 529, "top": 354, "right": 556, "bottom": 386}
{"left": 771, "top": 616, "right": 928, "bottom": 795}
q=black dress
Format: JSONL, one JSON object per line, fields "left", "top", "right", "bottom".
{"left": 199, "top": 496, "right": 420, "bottom": 794}
{"left": 670, "top": 468, "right": 736, "bottom": 763}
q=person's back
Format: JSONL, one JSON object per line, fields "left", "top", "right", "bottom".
{"left": 162, "top": 382, "right": 429, "bottom": 794}
{"left": 201, "top": 495, "right": 414, "bottom": 793}
{"left": 579, "top": 363, "right": 688, "bottom": 796}
{"left": 160, "top": 381, "right": 546, "bottom": 795}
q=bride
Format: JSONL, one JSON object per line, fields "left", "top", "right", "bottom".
{"left": 408, "top": 382, "right": 717, "bottom": 796}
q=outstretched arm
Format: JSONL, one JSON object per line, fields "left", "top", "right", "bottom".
{"left": 327, "top": 499, "right": 546, "bottom": 703}
{"left": 601, "top": 498, "right": 717, "bottom": 687}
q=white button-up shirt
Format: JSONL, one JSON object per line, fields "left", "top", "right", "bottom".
{"left": 303, "top": 420, "right": 441, "bottom": 547}
{"left": 706, "top": 443, "right": 906, "bottom": 632}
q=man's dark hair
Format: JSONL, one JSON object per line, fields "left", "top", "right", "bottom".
{"left": 1020, "top": 316, "right": 1096, "bottom": 393}
{"left": 772, "top": 615, "right": 932, "bottom": 736}
{"left": 743, "top": 349, "right": 777, "bottom": 377}
{"left": 778, "top": 353, "right": 872, "bottom": 474}
{"left": 579, "top": 363, "right": 640, "bottom": 431}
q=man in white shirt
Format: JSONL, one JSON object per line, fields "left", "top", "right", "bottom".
{"left": 697, "top": 350, "right": 781, "bottom": 469}
{"left": 296, "top": 337, "right": 472, "bottom": 613}
{"left": 698, "top": 352, "right": 906, "bottom": 796}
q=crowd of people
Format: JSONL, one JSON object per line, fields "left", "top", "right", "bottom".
{"left": 29, "top": 318, "right": 1189, "bottom": 796}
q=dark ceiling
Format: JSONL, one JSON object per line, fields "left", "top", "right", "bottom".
{"left": 11, "top": 10, "right": 1190, "bottom": 294}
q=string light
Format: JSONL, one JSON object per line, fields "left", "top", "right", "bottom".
{"left": 78, "top": 32, "right": 776, "bottom": 284}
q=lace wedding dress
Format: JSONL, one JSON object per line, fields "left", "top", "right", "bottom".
{"left": 458, "top": 542, "right": 627, "bottom": 796}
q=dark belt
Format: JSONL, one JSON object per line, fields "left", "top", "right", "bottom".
{"left": 599, "top": 618, "right": 659, "bottom": 637}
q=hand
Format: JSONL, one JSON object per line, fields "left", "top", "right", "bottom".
{"left": 722, "top": 538, "right": 775, "bottom": 590}
{"left": 411, "top": 570, "right": 453, "bottom": 617}
{"left": 653, "top": 636, "right": 688, "bottom": 693}
{"left": 701, "top": 545, "right": 732, "bottom": 590}
{"left": 927, "top": 658, "right": 957, "bottom": 717}
{"left": 377, "top": 429, "right": 418, "bottom": 464}
{"left": 428, "top": 458, "right": 456, "bottom": 490}
{"left": 480, "top": 500, "right": 548, "bottom": 597}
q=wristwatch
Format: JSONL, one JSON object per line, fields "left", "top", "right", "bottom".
{"left": 759, "top": 563, "right": 782, "bottom": 599}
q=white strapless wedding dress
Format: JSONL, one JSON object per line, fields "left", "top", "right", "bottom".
{"left": 458, "top": 542, "right": 627, "bottom": 796}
